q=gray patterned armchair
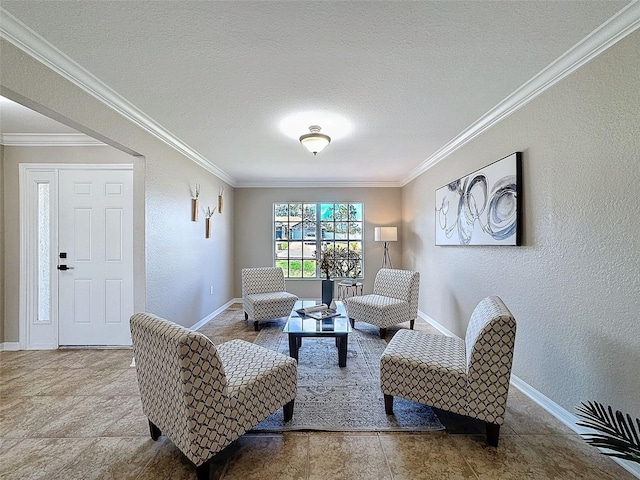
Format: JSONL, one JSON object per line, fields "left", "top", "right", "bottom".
{"left": 345, "top": 268, "right": 420, "bottom": 338}
{"left": 242, "top": 267, "right": 298, "bottom": 331}
{"left": 380, "top": 296, "right": 517, "bottom": 446}
{"left": 130, "top": 313, "right": 297, "bottom": 480}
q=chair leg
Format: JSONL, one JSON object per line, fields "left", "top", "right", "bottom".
{"left": 384, "top": 394, "right": 394, "bottom": 415}
{"left": 244, "top": 311, "right": 248, "bottom": 320}
{"left": 148, "top": 420, "right": 161, "bottom": 440}
{"left": 486, "top": 422, "right": 501, "bottom": 447}
{"left": 283, "top": 399, "right": 295, "bottom": 422}
{"left": 410, "top": 319, "right": 415, "bottom": 330}
{"left": 379, "top": 328, "right": 387, "bottom": 339}
{"left": 253, "top": 320, "right": 259, "bottom": 331}
{"left": 196, "top": 460, "right": 210, "bottom": 480}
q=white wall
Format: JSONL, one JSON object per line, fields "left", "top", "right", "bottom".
{"left": 234, "top": 187, "right": 402, "bottom": 299}
{"left": 402, "top": 30, "right": 640, "bottom": 416}
{"left": 1, "top": 39, "right": 235, "bottom": 338}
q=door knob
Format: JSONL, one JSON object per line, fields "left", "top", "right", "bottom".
{"left": 57, "top": 265, "right": 74, "bottom": 271}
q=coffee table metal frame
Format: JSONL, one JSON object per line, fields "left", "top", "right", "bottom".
{"left": 283, "top": 300, "right": 353, "bottom": 367}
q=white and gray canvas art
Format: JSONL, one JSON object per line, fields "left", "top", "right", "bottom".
{"left": 435, "top": 152, "right": 521, "bottom": 246}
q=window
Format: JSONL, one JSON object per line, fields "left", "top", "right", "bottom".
{"left": 274, "top": 202, "right": 363, "bottom": 279}
{"left": 37, "top": 183, "right": 51, "bottom": 323}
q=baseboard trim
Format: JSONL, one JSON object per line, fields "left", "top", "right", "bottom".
{"left": 417, "top": 310, "right": 640, "bottom": 479}
{"left": 510, "top": 375, "right": 640, "bottom": 478}
{"left": 195, "top": 298, "right": 338, "bottom": 330}
{"left": 190, "top": 298, "right": 239, "bottom": 331}
{"left": 418, "top": 310, "right": 459, "bottom": 338}
{"left": 0, "top": 342, "right": 21, "bottom": 351}
{"left": 508, "top": 375, "right": 587, "bottom": 433}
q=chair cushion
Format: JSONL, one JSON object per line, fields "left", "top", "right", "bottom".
{"left": 346, "top": 294, "right": 411, "bottom": 328}
{"left": 245, "top": 292, "right": 298, "bottom": 322}
{"left": 380, "top": 329, "right": 468, "bottom": 416}
{"left": 217, "top": 339, "right": 297, "bottom": 431}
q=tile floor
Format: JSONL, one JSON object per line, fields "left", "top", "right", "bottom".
{"left": 0, "top": 303, "right": 635, "bottom": 479}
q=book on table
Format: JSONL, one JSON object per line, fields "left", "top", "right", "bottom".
{"left": 296, "top": 304, "right": 340, "bottom": 320}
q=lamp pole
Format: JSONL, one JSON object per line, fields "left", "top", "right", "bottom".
{"left": 381, "top": 241, "right": 392, "bottom": 269}
{"left": 375, "top": 226, "right": 397, "bottom": 270}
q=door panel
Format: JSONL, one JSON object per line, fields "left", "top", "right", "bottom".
{"left": 58, "top": 169, "right": 133, "bottom": 346}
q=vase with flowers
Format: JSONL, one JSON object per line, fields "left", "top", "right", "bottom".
{"left": 318, "top": 245, "right": 335, "bottom": 306}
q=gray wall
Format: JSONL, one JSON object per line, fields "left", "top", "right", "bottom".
{"left": 234, "top": 187, "right": 402, "bottom": 299}
{"left": 0, "top": 145, "right": 4, "bottom": 343}
{"left": 402, "top": 30, "right": 639, "bottom": 415}
{"left": 1, "top": 39, "right": 235, "bottom": 339}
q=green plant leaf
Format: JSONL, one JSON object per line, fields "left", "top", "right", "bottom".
{"left": 575, "top": 401, "right": 640, "bottom": 464}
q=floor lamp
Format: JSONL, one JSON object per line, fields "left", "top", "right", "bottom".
{"left": 374, "top": 226, "right": 397, "bottom": 269}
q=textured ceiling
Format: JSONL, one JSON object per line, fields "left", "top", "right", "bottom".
{"left": 0, "top": 97, "right": 79, "bottom": 134}
{"left": 0, "top": 1, "right": 631, "bottom": 186}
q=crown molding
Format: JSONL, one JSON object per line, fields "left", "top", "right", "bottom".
{"left": 401, "top": 1, "right": 640, "bottom": 186}
{"left": 235, "top": 179, "right": 401, "bottom": 188}
{"left": 0, "top": 8, "right": 237, "bottom": 186}
{"left": 3, "top": 4, "right": 638, "bottom": 189}
{"left": 0, "top": 133, "right": 106, "bottom": 146}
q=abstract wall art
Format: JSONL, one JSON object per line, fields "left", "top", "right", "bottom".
{"left": 435, "top": 152, "right": 522, "bottom": 246}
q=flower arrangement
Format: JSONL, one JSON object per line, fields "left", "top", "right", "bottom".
{"left": 191, "top": 183, "right": 201, "bottom": 221}
{"left": 218, "top": 185, "right": 224, "bottom": 213}
{"left": 317, "top": 243, "right": 361, "bottom": 280}
{"left": 317, "top": 244, "right": 335, "bottom": 280}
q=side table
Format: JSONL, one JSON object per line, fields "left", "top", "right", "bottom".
{"left": 338, "top": 281, "right": 363, "bottom": 300}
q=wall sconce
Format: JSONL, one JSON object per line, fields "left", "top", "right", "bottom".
{"left": 191, "top": 183, "right": 200, "bottom": 221}
{"left": 218, "top": 185, "right": 224, "bottom": 214}
{"left": 374, "top": 226, "right": 397, "bottom": 269}
{"left": 205, "top": 206, "right": 217, "bottom": 238}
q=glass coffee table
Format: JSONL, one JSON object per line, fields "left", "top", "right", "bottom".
{"left": 283, "top": 300, "right": 353, "bottom": 367}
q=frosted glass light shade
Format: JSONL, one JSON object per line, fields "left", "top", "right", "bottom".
{"left": 300, "top": 134, "right": 330, "bottom": 154}
{"left": 299, "top": 125, "right": 331, "bottom": 155}
{"left": 374, "top": 226, "right": 397, "bottom": 242}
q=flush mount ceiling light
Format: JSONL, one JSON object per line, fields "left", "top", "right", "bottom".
{"left": 299, "top": 125, "right": 331, "bottom": 155}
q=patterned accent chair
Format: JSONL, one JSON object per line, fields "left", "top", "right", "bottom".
{"left": 345, "top": 268, "right": 420, "bottom": 338}
{"left": 130, "top": 313, "right": 297, "bottom": 480}
{"left": 380, "top": 296, "right": 516, "bottom": 446}
{"left": 242, "top": 267, "right": 298, "bottom": 331}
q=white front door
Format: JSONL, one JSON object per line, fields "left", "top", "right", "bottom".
{"left": 57, "top": 168, "right": 134, "bottom": 346}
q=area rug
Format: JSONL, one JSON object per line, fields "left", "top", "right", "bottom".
{"left": 250, "top": 322, "right": 444, "bottom": 432}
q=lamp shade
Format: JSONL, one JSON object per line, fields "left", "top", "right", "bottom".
{"left": 299, "top": 125, "right": 331, "bottom": 155}
{"left": 374, "top": 226, "right": 397, "bottom": 242}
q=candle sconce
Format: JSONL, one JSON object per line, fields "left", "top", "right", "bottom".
{"left": 218, "top": 185, "right": 224, "bottom": 214}
{"left": 205, "top": 206, "right": 217, "bottom": 238}
{"left": 191, "top": 183, "right": 200, "bottom": 222}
